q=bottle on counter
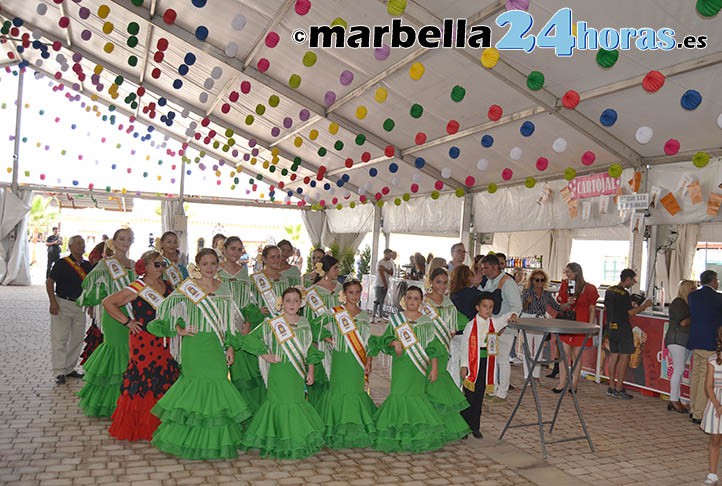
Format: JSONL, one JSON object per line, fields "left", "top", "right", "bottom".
{"left": 659, "top": 282, "right": 665, "bottom": 307}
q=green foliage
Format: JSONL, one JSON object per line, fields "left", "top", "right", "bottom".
{"left": 28, "top": 195, "right": 58, "bottom": 239}
{"left": 357, "top": 245, "right": 371, "bottom": 276}
{"left": 283, "top": 224, "right": 302, "bottom": 243}
{"left": 329, "top": 241, "right": 356, "bottom": 277}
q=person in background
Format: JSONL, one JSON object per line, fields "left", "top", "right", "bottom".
{"left": 303, "top": 248, "right": 326, "bottom": 288}
{"left": 472, "top": 254, "right": 485, "bottom": 287}
{"left": 480, "top": 254, "right": 521, "bottom": 403}
{"left": 212, "top": 233, "right": 226, "bottom": 260}
{"left": 555, "top": 262, "right": 599, "bottom": 393}
{"left": 450, "top": 264, "right": 483, "bottom": 321}
{"left": 158, "top": 231, "right": 188, "bottom": 287}
{"left": 46, "top": 235, "right": 92, "bottom": 385}
{"left": 372, "top": 249, "right": 395, "bottom": 321}
{"left": 46, "top": 226, "right": 63, "bottom": 278}
{"left": 448, "top": 243, "right": 467, "bottom": 272}
{"left": 239, "top": 246, "right": 250, "bottom": 270}
{"left": 520, "top": 270, "right": 561, "bottom": 384}
{"left": 688, "top": 270, "right": 722, "bottom": 424}
{"left": 513, "top": 268, "right": 526, "bottom": 292}
{"left": 291, "top": 248, "right": 303, "bottom": 272}
{"left": 604, "top": 268, "right": 652, "bottom": 400}
{"left": 701, "top": 326, "right": 722, "bottom": 486}
{"left": 665, "top": 280, "right": 696, "bottom": 414}
{"left": 410, "top": 252, "right": 426, "bottom": 281}
{"left": 277, "top": 240, "right": 302, "bottom": 287}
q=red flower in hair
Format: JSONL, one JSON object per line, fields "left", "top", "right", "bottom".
{"left": 134, "top": 259, "right": 147, "bottom": 276}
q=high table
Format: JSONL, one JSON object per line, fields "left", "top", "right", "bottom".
{"left": 499, "top": 318, "right": 599, "bottom": 459}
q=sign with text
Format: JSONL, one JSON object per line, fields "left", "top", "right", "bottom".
{"left": 617, "top": 193, "right": 650, "bottom": 210}
{"left": 567, "top": 172, "right": 621, "bottom": 199}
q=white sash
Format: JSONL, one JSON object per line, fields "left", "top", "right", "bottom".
{"left": 332, "top": 306, "right": 367, "bottom": 370}
{"left": 421, "top": 300, "right": 451, "bottom": 353}
{"left": 164, "top": 263, "right": 183, "bottom": 287}
{"left": 139, "top": 285, "right": 164, "bottom": 310}
{"left": 306, "top": 288, "right": 328, "bottom": 317}
{"left": 253, "top": 273, "right": 280, "bottom": 316}
{"left": 269, "top": 316, "right": 307, "bottom": 379}
{"left": 107, "top": 258, "right": 133, "bottom": 316}
{"left": 389, "top": 313, "right": 430, "bottom": 376}
{"left": 177, "top": 279, "right": 227, "bottom": 348}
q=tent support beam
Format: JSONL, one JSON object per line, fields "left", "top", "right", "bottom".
{"left": 460, "top": 193, "right": 473, "bottom": 256}
{"left": 646, "top": 147, "right": 722, "bottom": 165}
{"left": 371, "top": 205, "right": 382, "bottom": 274}
{"left": 10, "top": 69, "right": 24, "bottom": 196}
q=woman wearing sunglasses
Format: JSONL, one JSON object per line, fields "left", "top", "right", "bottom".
{"left": 103, "top": 250, "right": 179, "bottom": 441}
{"left": 520, "top": 270, "right": 562, "bottom": 384}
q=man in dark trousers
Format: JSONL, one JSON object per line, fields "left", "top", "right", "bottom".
{"left": 46, "top": 235, "right": 92, "bottom": 384}
{"left": 688, "top": 270, "right": 722, "bottom": 424}
{"left": 46, "top": 226, "right": 62, "bottom": 278}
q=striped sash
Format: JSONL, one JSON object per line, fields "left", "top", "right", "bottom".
{"left": 421, "top": 300, "right": 451, "bottom": 353}
{"left": 389, "top": 313, "right": 430, "bottom": 376}
{"left": 177, "top": 279, "right": 227, "bottom": 348}
{"left": 332, "top": 306, "right": 367, "bottom": 369}
{"left": 164, "top": 262, "right": 183, "bottom": 288}
{"left": 107, "top": 258, "right": 132, "bottom": 316}
{"left": 63, "top": 256, "right": 87, "bottom": 280}
{"left": 252, "top": 273, "right": 280, "bottom": 316}
{"left": 269, "top": 316, "right": 307, "bottom": 379}
{"left": 306, "top": 288, "right": 328, "bottom": 317}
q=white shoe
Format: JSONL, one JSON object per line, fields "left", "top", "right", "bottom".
{"left": 705, "top": 473, "right": 719, "bottom": 485}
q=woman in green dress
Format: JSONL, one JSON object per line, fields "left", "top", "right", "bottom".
{"left": 423, "top": 267, "right": 471, "bottom": 441}
{"left": 77, "top": 228, "right": 135, "bottom": 418}
{"left": 241, "top": 287, "right": 325, "bottom": 459}
{"left": 147, "top": 249, "right": 251, "bottom": 460}
{"left": 303, "top": 255, "right": 343, "bottom": 408}
{"left": 248, "top": 245, "right": 294, "bottom": 317}
{"left": 219, "top": 236, "right": 266, "bottom": 412}
{"left": 315, "top": 279, "right": 377, "bottom": 448}
{"left": 302, "top": 248, "right": 325, "bottom": 288}
{"left": 370, "top": 285, "right": 448, "bottom": 453}
{"left": 158, "top": 231, "right": 188, "bottom": 287}
{"left": 278, "top": 239, "right": 301, "bottom": 287}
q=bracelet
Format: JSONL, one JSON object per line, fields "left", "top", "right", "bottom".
{"left": 124, "top": 316, "right": 132, "bottom": 325}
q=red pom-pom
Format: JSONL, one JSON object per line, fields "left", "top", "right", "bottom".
{"left": 561, "top": 90, "right": 580, "bottom": 109}
{"left": 446, "top": 120, "right": 459, "bottom": 134}
{"left": 642, "top": 70, "right": 665, "bottom": 93}
{"left": 434, "top": 180, "right": 443, "bottom": 190}
{"left": 384, "top": 145, "right": 395, "bottom": 157}
{"left": 162, "top": 9, "right": 177, "bottom": 24}
{"left": 361, "top": 151, "right": 371, "bottom": 162}
{"left": 415, "top": 132, "right": 427, "bottom": 145}
{"left": 465, "top": 176, "right": 475, "bottom": 187}
{"left": 410, "top": 183, "right": 419, "bottom": 193}
{"left": 488, "top": 104, "right": 503, "bottom": 121}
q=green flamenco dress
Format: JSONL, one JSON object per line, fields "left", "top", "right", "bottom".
{"left": 370, "top": 314, "right": 448, "bottom": 453}
{"left": 423, "top": 297, "right": 471, "bottom": 441}
{"left": 281, "top": 265, "right": 302, "bottom": 287}
{"left": 147, "top": 280, "right": 251, "bottom": 460}
{"left": 241, "top": 316, "right": 325, "bottom": 459}
{"left": 303, "top": 282, "right": 342, "bottom": 408}
{"left": 218, "top": 268, "right": 266, "bottom": 413}
{"left": 77, "top": 258, "right": 135, "bottom": 417}
{"left": 315, "top": 309, "right": 377, "bottom": 449}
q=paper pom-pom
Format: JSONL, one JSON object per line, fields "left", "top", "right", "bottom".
{"left": 415, "top": 157, "right": 425, "bottom": 169}
{"left": 375, "top": 87, "right": 388, "bottom": 102}
{"left": 502, "top": 168, "right": 513, "bottom": 180}
{"left": 552, "top": 137, "right": 567, "bottom": 153}
{"left": 664, "top": 139, "right": 680, "bottom": 155}
{"left": 693, "top": 151, "right": 710, "bottom": 168}
{"left": 409, "top": 62, "right": 425, "bottom": 80}
{"left": 564, "top": 167, "right": 577, "bottom": 180}
{"left": 410, "top": 183, "right": 419, "bottom": 193}
{"left": 527, "top": 71, "right": 544, "bottom": 90}
{"left": 410, "top": 104, "right": 423, "bottom": 118}
{"left": 288, "top": 74, "right": 301, "bottom": 89}
{"left": 608, "top": 163, "right": 623, "bottom": 178}
{"left": 681, "top": 89, "right": 702, "bottom": 110}
{"left": 581, "top": 151, "right": 596, "bottom": 165}
{"left": 642, "top": 70, "right": 665, "bottom": 92}
{"left": 331, "top": 17, "right": 348, "bottom": 29}
{"left": 383, "top": 118, "right": 395, "bottom": 131}
{"left": 600, "top": 108, "right": 618, "bottom": 127}
{"left": 506, "top": 0, "right": 529, "bottom": 10}
{"left": 446, "top": 120, "right": 459, "bottom": 134}
{"left": 265, "top": 32, "right": 280, "bottom": 48}
{"left": 596, "top": 49, "right": 619, "bottom": 68}
{"left": 536, "top": 157, "right": 549, "bottom": 171}
{"left": 696, "top": 0, "right": 722, "bottom": 18}
{"left": 448, "top": 147, "right": 460, "bottom": 159}
{"left": 488, "top": 104, "right": 503, "bottom": 121}
{"left": 232, "top": 14, "right": 247, "bottom": 30}
{"left": 257, "top": 58, "right": 270, "bottom": 72}
{"left": 415, "top": 132, "right": 427, "bottom": 144}
{"left": 525, "top": 177, "right": 536, "bottom": 188}
{"left": 431, "top": 191, "right": 440, "bottom": 200}
{"left": 488, "top": 183, "right": 498, "bottom": 193}
{"left": 480, "top": 48, "right": 500, "bottom": 68}
{"left": 434, "top": 180, "right": 444, "bottom": 190}
{"left": 510, "top": 147, "right": 523, "bottom": 160}
{"left": 465, "top": 176, "right": 476, "bottom": 187}
{"left": 340, "top": 70, "right": 354, "bottom": 86}
{"left": 355, "top": 106, "right": 368, "bottom": 119}
{"left": 477, "top": 159, "right": 489, "bottom": 171}
{"left": 562, "top": 90, "right": 580, "bottom": 109}
{"left": 717, "top": 113, "right": 722, "bottom": 129}
{"left": 453, "top": 188, "right": 464, "bottom": 198}
{"left": 387, "top": 0, "right": 407, "bottom": 16}
{"left": 635, "top": 126, "right": 653, "bottom": 144}
{"left": 374, "top": 44, "right": 390, "bottom": 60}
{"left": 295, "top": 0, "right": 311, "bottom": 15}
{"left": 451, "top": 85, "right": 466, "bottom": 102}
{"left": 481, "top": 135, "right": 494, "bottom": 148}
{"left": 302, "top": 51, "right": 317, "bottom": 66}
{"left": 324, "top": 91, "right": 336, "bottom": 106}
{"left": 441, "top": 167, "right": 452, "bottom": 178}
{"left": 520, "top": 121, "right": 535, "bottom": 137}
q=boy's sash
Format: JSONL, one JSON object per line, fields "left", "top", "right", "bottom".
{"left": 421, "top": 300, "right": 451, "bottom": 353}
{"left": 463, "top": 316, "right": 496, "bottom": 393}
{"left": 389, "top": 313, "right": 430, "bottom": 376}
{"left": 164, "top": 262, "right": 183, "bottom": 288}
{"left": 332, "top": 306, "right": 367, "bottom": 369}
{"left": 252, "top": 273, "right": 280, "bottom": 316}
{"left": 306, "top": 288, "right": 328, "bottom": 317}
{"left": 177, "top": 279, "right": 227, "bottom": 347}
{"left": 269, "top": 315, "right": 307, "bottom": 379}
{"left": 128, "top": 279, "right": 165, "bottom": 311}
{"left": 63, "top": 256, "right": 87, "bottom": 280}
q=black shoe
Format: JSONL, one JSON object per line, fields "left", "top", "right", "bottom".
{"left": 546, "top": 363, "right": 559, "bottom": 378}
{"left": 552, "top": 387, "right": 564, "bottom": 394}
{"left": 55, "top": 375, "right": 66, "bottom": 385}
{"left": 692, "top": 418, "right": 702, "bottom": 425}
{"left": 66, "top": 370, "right": 84, "bottom": 379}
{"left": 472, "top": 430, "right": 483, "bottom": 439}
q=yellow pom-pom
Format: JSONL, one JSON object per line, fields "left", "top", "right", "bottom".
{"left": 409, "top": 62, "right": 425, "bottom": 80}
{"left": 328, "top": 122, "right": 339, "bottom": 135}
{"left": 355, "top": 106, "right": 368, "bottom": 119}
{"left": 375, "top": 87, "right": 388, "bottom": 103}
{"left": 309, "top": 129, "right": 319, "bottom": 140}
{"left": 294, "top": 136, "right": 303, "bottom": 147}
{"left": 480, "top": 48, "right": 500, "bottom": 68}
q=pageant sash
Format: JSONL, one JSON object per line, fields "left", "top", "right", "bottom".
{"left": 63, "top": 256, "right": 87, "bottom": 280}
{"left": 269, "top": 315, "right": 307, "bottom": 379}
{"left": 421, "top": 300, "right": 451, "bottom": 353}
{"left": 389, "top": 313, "right": 430, "bottom": 376}
{"left": 106, "top": 257, "right": 131, "bottom": 292}
{"left": 463, "top": 316, "right": 496, "bottom": 393}
{"left": 177, "top": 279, "right": 226, "bottom": 347}
{"left": 332, "top": 306, "right": 367, "bottom": 369}
{"left": 252, "top": 273, "right": 280, "bottom": 317}
{"left": 164, "top": 263, "right": 183, "bottom": 288}
{"left": 138, "top": 283, "right": 164, "bottom": 310}
{"left": 306, "top": 288, "right": 328, "bottom": 317}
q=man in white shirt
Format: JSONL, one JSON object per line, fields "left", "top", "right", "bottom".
{"left": 373, "top": 249, "right": 395, "bottom": 321}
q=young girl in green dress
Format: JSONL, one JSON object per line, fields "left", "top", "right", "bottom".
{"left": 423, "top": 268, "right": 471, "bottom": 441}
{"left": 241, "top": 287, "right": 325, "bottom": 459}
{"left": 147, "top": 249, "right": 251, "bottom": 460}
{"left": 370, "top": 285, "right": 448, "bottom": 453}
{"left": 316, "top": 279, "right": 377, "bottom": 448}
{"left": 278, "top": 239, "right": 302, "bottom": 287}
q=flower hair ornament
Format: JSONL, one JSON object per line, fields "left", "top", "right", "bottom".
{"left": 314, "top": 262, "right": 325, "bottom": 277}
{"left": 104, "top": 239, "right": 115, "bottom": 253}
{"left": 134, "top": 259, "right": 147, "bottom": 276}
{"left": 187, "top": 263, "right": 202, "bottom": 279}
{"left": 154, "top": 237, "right": 162, "bottom": 252}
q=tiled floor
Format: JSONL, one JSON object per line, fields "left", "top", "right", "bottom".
{"left": 0, "top": 286, "right": 707, "bottom": 485}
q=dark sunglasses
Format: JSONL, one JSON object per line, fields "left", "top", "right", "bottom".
{"left": 533, "top": 278, "right": 546, "bottom": 282}
{"left": 153, "top": 261, "right": 168, "bottom": 269}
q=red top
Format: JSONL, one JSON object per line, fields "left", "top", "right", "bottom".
{"left": 558, "top": 279, "right": 599, "bottom": 323}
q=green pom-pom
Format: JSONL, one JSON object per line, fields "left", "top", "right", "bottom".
{"left": 383, "top": 118, "right": 395, "bottom": 132}
{"left": 410, "top": 104, "right": 423, "bottom": 118}
{"left": 431, "top": 191, "right": 440, "bottom": 200}
{"left": 355, "top": 134, "right": 366, "bottom": 145}
{"left": 596, "top": 49, "right": 619, "bottom": 68}
{"left": 455, "top": 188, "right": 465, "bottom": 197}
{"left": 608, "top": 163, "right": 623, "bottom": 178}
{"left": 450, "top": 85, "right": 466, "bottom": 102}
{"left": 564, "top": 167, "right": 577, "bottom": 180}
{"left": 488, "top": 183, "right": 498, "bottom": 194}
{"left": 402, "top": 193, "right": 410, "bottom": 201}
{"left": 527, "top": 71, "right": 545, "bottom": 90}
{"left": 525, "top": 177, "right": 536, "bottom": 188}
{"left": 693, "top": 151, "right": 710, "bottom": 168}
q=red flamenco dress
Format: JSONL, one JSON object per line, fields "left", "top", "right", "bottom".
{"left": 109, "top": 281, "right": 180, "bottom": 441}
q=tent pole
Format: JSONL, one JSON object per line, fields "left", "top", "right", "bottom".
{"left": 371, "top": 206, "right": 381, "bottom": 274}
{"left": 10, "top": 69, "right": 25, "bottom": 196}
{"left": 460, "top": 193, "right": 473, "bottom": 256}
